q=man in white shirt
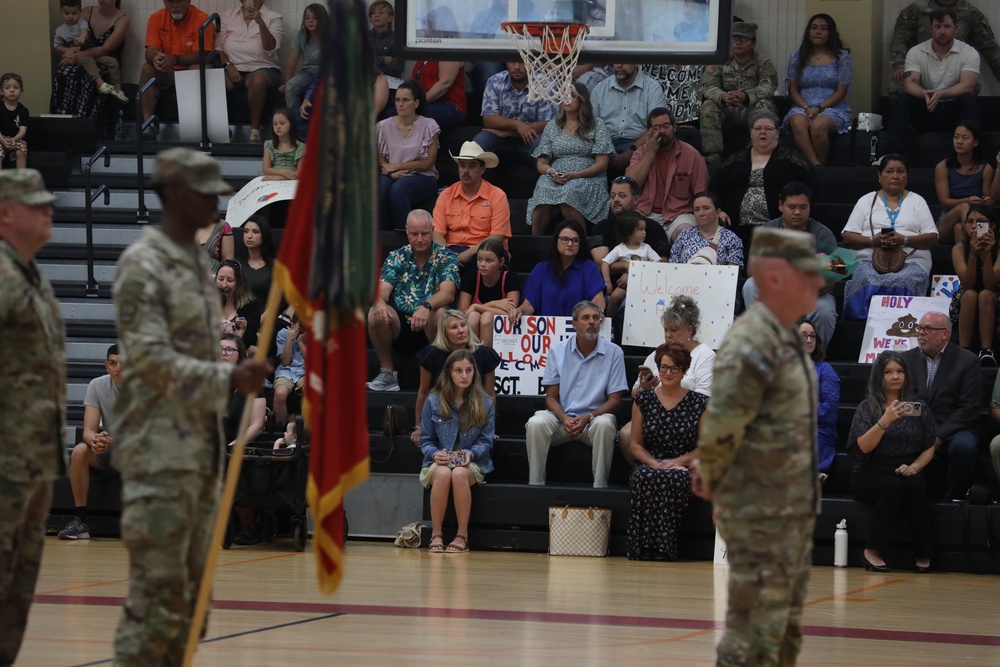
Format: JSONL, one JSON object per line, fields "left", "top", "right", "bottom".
{"left": 887, "top": 7, "right": 980, "bottom": 155}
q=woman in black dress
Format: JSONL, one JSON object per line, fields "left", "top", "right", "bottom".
{"left": 628, "top": 341, "right": 709, "bottom": 560}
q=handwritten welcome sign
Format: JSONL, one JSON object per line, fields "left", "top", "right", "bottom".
{"left": 857, "top": 295, "right": 950, "bottom": 363}
{"left": 622, "top": 262, "right": 738, "bottom": 349}
{"left": 225, "top": 176, "right": 298, "bottom": 227}
{"left": 491, "top": 316, "right": 612, "bottom": 396}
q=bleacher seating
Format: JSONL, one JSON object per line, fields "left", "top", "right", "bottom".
{"left": 37, "top": 91, "right": 1000, "bottom": 572}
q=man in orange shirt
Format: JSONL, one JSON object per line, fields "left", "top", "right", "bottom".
{"left": 432, "top": 141, "right": 512, "bottom": 267}
{"left": 139, "top": 0, "right": 216, "bottom": 139}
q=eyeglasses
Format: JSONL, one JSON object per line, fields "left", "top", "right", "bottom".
{"left": 220, "top": 347, "right": 240, "bottom": 355}
{"left": 732, "top": 36, "right": 753, "bottom": 43}
{"left": 613, "top": 175, "right": 637, "bottom": 186}
{"left": 914, "top": 326, "right": 948, "bottom": 334}
{"left": 219, "top": 259, "right": 241, "bottom": 269}
{"left": 658, "top": 364, "right": 683, "bottom": 374}
{"left": 800, "top": 332, "right": 818, "bottom": 341}
{"left": 557, "top": 236, "right": 581, "bottom": 245}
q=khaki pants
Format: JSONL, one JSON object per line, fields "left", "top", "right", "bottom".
{"left": 79, "top": 55, "right": 121, "bottom": 85}
{"left": 525, "top": 410, "right": 617, "bottom": 488}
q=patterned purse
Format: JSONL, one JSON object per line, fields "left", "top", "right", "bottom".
{"left": 548, "top": 506, "right": 611, "bottom": 557}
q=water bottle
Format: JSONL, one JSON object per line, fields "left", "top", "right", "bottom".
{"left": 115, "top": 110, "right": 125, "bottom": 141}
{"left": 834, "top": 519, "right": 848, "bottom": 568}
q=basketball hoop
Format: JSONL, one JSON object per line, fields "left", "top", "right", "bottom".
{"left": 501, "top": 22, "right": 589, "bottom": 106}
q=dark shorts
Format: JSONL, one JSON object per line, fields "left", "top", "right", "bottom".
{"left": 392, "top": 305, "right": 430, "bottom": 353}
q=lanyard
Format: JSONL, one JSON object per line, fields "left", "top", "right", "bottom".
{"left": 881, "top": 192, "right": 905, "bottom": 229}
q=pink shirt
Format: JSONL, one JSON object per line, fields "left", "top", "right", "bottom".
{"left": 217, "top": 5, "right": 283, "bottom": 71}
{"left": 630, "top": 139, "right": 708, "bottom": 221}
{"left": 375, "top": 115, "right": 440, "bottom": 179}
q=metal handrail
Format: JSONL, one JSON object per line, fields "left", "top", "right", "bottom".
{"left": 199, "top": 14, "right": 221, "bottom": 149}
{"left": 135, "top": 77, "right": 159, "bottom": 223}
{"left": 83, "top": 145, "right": 112, "bottom": 297}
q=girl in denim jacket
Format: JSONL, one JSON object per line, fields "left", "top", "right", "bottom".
{"left": 419, "top": 349, "right": 495, "bottom": 553}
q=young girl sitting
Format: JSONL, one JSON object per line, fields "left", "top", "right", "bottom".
{"left": 457, "top": 238, "right": 521, "bottom": 347}
{"left": 934, "top": 121, "right": 994, "bottom": 244}
{"left": 419, "top": 349, "right": 495, "bottom": 554}
{"left": 602, "top": 212, "right": 661, "bottom": 316}
{"left": 950, "top": 204, "right": 1000, "bottom": 365}
{"left": 282, "top": 3, "right": 327, "bottom": 109}
{"left": 262, "top": 108, "right": 305, "bottom": 181}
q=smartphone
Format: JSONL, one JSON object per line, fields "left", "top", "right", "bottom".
{"left": 901, "top": 402, "right": 923, "bottom": 417}
{"left": 638, "top": 365, "right": 652, "bottom": 375}
{"left": 977, "top": 222, "right": 990, "bottom": 238}
{"left": 881, "top": 227, "right": 894, "bottom": 235}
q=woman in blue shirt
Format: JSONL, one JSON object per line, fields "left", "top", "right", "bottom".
{"left": 799, "top": 319, "right": 839, "bottom": 476}
{"left": 419, "top": 349, "right": 495, "bottom": 553}
{"left": 517, "top": 220, "right": 606, "bottom": 318}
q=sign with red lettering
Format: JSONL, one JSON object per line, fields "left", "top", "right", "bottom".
{"left": 858, "top": 295, "right": 949, "bottom": 363}
{"left": 622, "top": 262, "right": 738, "bottom": 348}
{"left": 491, "top": 316, "right": 612, "bottom": 396}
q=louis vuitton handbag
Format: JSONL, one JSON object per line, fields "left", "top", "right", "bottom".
{"left": 548, "top": 506, "right": 611, "bottom": 557}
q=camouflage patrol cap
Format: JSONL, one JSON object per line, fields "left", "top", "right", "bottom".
{"left": 151, "top": 148, "right": 234, "bottom": 195}
{"left": 732, "top": 22, "right": 758, "bottom": 40}
{"left": 0, "top": 169, "right": 57, "bottom": 205}
{"left": 750, "top": 227, "right": 827, "bottom": 273}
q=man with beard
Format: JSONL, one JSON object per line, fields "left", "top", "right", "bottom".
{"left": 472, "top": 61, "right": 559, "bottom": 169}
{"left": 138, "top": 0, "right": 217, "bottom": 139}
{"left": 591, "top": 63, "right": 668, "bottom": 172}
{"left": 625, "top": 107, "right": 708, "bottom": 242}
{"left": 525, "top": 300, "right": 627, "bottom": 488}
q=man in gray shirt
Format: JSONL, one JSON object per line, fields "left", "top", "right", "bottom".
{"left": 57, "top": 344, "right": 122, "bottom": 540}
{"left": 742, "top": 182, "right": 839, "bottom": 346}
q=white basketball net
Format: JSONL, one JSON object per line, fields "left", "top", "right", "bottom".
{"left": 501, "top": 23, "right": 589, "bottom": 106}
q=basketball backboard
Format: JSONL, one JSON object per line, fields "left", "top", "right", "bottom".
{"left": 395, "top": 0, "right": 734, "bottom": 65}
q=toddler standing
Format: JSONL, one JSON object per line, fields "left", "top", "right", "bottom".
{"left": 602, "top": 212, "right": 662, "bottom": 316}
{"left": 0, "top": 74, "right": 28, "bottom": 170}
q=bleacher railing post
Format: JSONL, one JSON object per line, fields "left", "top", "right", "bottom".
{"left": 135, "top": 78, "right": 158, "bottom": 224}
{"left": 83, "top": 145, "right": 111, "bottom": 298}
{"left": 199, "top": 14, "right": 221, "bottom": 150}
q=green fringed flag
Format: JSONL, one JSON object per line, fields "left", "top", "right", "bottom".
{"left": 273, "top": 0, "right": 375, "bottom": 596}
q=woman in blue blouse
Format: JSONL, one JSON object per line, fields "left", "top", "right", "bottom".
{"left": 669, "top": 192, "right": 744, "bottom": 267}
{"left": 419, "top": 349, "right": 495, "bottom": 553}
{"left": 517, "top": 220, "right": 606, "bottom": 318}
{"left": 799, "top": 319, "right": 839, "bottom": 476}
{"left": 782, "top": 14, "right": 852, "bottom": 167}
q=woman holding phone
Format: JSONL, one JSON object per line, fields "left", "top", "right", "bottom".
{"left": 950, "top": 205, "right": 1000, "bottom": 364}
{"left": 847, "top": 351, "right": 936, "bottom": 572}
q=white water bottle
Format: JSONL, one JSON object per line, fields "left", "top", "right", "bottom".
{"left": 834, "top": 519, "right": 848, "bottom": 568}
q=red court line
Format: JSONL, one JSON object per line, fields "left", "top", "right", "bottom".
{"left": 35, "top": 595, "right": 1000, "bottom": 647}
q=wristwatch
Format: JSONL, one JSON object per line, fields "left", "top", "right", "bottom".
{"left": 421, "top": 300, "right": 432, "bottom": 310}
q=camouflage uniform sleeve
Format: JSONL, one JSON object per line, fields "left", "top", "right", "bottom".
{"left": 697, "top": 334, "right": 771, "bottom": 490}
{"left": 745, "top": 56, "right": 778, "bottom": 106}
{"left": 700, "top": 64, "right": 725, "bottom": 104}
{"left": 115, "top": 256, "right": 232, "bottom": 413}
{"left": 889, "top": 4, "right": 918, "bottom": 70}
{"left": 968, "top": 8, "right": 1000, "bottom": 80}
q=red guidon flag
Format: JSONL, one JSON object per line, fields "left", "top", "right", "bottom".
{"left": 273, "top": 0, "right": 376, "bottom": 595}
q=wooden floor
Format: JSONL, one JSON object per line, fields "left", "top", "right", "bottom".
{"left": 19, "top": 538, "right": 1000, "bottom": 666}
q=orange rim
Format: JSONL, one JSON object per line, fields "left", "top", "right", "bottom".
{"left": 501, "top": 22, "right": 589, "bottom": 56}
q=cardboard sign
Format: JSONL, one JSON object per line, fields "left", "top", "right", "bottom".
{"left": 931, "top": 274, "right": 960, "bottom": 299}
{"left": 622, "top": 261, "right": 738, "bottom": 349}
{"left": 175, "top": 69, "right": 229, "bottom": 145}
{"left": 491, "top": 315, "right": 612, "bottom": 396}
{"left": 225, "top": 176, "right": 298, "bottom": 227}
{"left": 857, "top": 295, "right": 950, "bottom": 363}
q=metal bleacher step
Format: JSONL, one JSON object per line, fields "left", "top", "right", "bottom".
{"left": 40, "top": 260, "right": 117, "bottom": 284}
{"left": 51, "top": 189, "right": 233, "bottom": 212}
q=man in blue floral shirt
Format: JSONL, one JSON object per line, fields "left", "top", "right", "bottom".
{"left": 367, "top": 209, "right": 460, "bottom": 392}
{"left": 473, "top": 61, "right": 559, "bottom": 169}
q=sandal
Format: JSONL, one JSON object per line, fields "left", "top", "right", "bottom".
{"left": 445, "top": 534, "right": 469, "bottom": 553}
{"left": 428, "top": 534, "right": 445, "bottom": 553}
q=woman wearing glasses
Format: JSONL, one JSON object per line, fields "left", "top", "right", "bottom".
{"left": 527, "top": 81, "right": 614, "bottom": 235}
{"left": 847, "top": 351, "right": 935, "bottom": 572}
{"left": 517, "top": 220, "right": 606, "bottom": 318}
{"left": 781, "top": 14, "right": 852, "bottom": 167}
{"left": 627, "top": 341, "right": 708, "bottom": 561}
{"left": 799, "top": 319, "right": 838, "bottom": 476}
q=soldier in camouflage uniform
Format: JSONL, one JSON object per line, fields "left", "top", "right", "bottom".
{"left": 692, "top": 227, "right": 826, "bottom": 667}
{"left": 0, "top": 170, "right": 63, "bottom": 667}
{"left": 111, "top": 149, "right": 270, "bottom": 666}
{"left": 700, "top": 22, "right": 779, "bottom": 165}
{"left": 889, "top": 0, "right": 1000, "bottom": 97}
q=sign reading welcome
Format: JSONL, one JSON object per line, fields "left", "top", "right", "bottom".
{"left": 858, "top": 295, "right": 950, "bottom": 363}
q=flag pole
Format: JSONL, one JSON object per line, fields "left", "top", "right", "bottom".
{"left": 182, "top": 279, "right": 286, "bottom": 667}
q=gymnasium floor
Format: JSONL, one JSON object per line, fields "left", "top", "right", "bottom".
{"left": 19, "top": 539, "right": 1000, "bottom": 666}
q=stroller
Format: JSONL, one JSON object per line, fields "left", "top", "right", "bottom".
{"left": 223, "top": 414, "right": 311, "bottom": 551}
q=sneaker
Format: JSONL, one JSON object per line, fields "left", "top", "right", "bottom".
{"left": 141, "top": 120, "right": 158, "bottom": 140}
{"left": 366, "top": 369, "right": 399, "bottom": 392}
{"left": 58, "top": 517, "right": 91, "bottom": 540}
{"left": 980, "top": 349, "right": 997, "bottom": 367}
{"left": 110, "top": 87, "right": 129, "bottom": 104}
{"left": 233, "top": 527, "right": 258, "bottom": 546}
{"left": 248, "top": 128, "right": 262, "bottom": 143}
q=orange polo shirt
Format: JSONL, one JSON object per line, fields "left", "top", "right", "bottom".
{"left": 146, "top": 6, "right": 215, "bottom": 70}
{"left": 432, "top": 179, "right": 511, "bottom": 248}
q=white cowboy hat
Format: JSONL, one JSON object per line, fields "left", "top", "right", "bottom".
{"left": 449, "top": 141, "right": 500, "bottom": 169}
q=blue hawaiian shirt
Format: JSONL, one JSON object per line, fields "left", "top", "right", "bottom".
{"left": 481, "top": 71, "right": 559, "bottom": 123}
{"left": 380, "top": 243, "right": 460, "bottom": 320}
{"left": 669, "top": 227, "right": 745, "bottom": 266}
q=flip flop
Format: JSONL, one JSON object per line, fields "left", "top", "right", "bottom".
{"left": 445, "top": 534, "right": 469, "bottom": 553}
{"left": 428, "top": 534, "right": 445, "bottom": 553}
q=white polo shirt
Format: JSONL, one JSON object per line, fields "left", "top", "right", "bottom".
{"left": 904, "top": 38, "right": 980, "bottom": 91}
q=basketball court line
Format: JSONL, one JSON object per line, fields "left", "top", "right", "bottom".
{"left": 35, "top": 595, "right": 1000, "bottom": 648}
